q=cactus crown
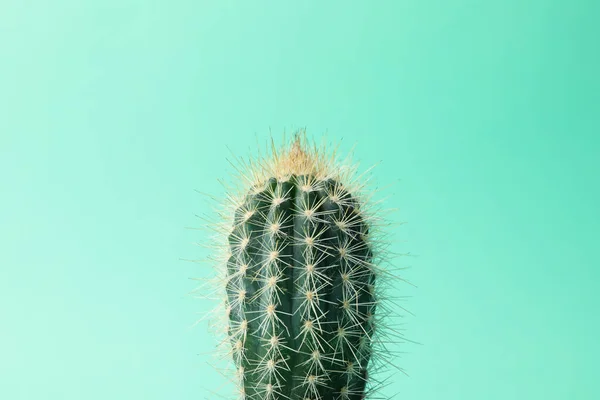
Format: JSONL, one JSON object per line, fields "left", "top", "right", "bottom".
{"left": 194, "top": 130, "right": 407, "bottom": 400}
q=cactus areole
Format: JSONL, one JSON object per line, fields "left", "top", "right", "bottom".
{"left": 217, "top": 133, "right": 384, "bottom": 400}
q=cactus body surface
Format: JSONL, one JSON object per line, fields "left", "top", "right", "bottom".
{"left": 227, "top": 172, "right": 374, "bottom": 400}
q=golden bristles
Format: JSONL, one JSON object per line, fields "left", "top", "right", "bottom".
{"left": 267, "top": 131, "right": 331, "bottom": 179}
{"left": 227, "top": 129, "right": 366, "bottom": 203}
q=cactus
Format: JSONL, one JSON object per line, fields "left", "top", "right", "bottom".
{"left": 194, "top": 131, "right": 407, "bottom": 400}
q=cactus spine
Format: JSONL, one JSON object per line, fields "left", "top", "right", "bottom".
{"left": 198, "top": 131, "right": 404, "bottom": 400}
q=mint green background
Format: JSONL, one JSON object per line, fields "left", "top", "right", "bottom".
{"left": 1, "top": 1, "right": 599, "bottom": 399}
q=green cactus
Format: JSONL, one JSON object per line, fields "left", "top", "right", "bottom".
{"left": 197, "top": 131, "right": 405, "bottom": 400}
